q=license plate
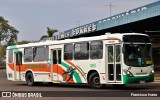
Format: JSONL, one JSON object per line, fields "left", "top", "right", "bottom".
{"left": 140, "top": 81, "right": 145, "bottom": 83}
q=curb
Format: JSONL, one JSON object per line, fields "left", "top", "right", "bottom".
{"left": 154, "top": 77, "right": 160, "bottom": 82}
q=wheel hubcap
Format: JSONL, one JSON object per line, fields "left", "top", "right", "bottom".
{"left": 93, "top": 77, "right": 100, "bottom": 85}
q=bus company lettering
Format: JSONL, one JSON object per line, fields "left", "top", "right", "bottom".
{"left": 72, "top": 23, "right": 97, "bottom": 36}
{"left": 55, "top": 23, "right": 97, "bottom": 40}
{"left": 108, "top": 40, "right": 117, "bottom": 43}
{"left": 25, "top": 64, "right": 45, "bottom": 69}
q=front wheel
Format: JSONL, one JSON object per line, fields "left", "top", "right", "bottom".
{"left": 88, "top": 72, "right": 105, "bottom": 89}
{"left": 26, "top": 72, "right": 35, "bottom": 86}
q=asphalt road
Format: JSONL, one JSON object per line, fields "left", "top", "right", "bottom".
{"left": 0, "top": 69, "right": 160, "bottom": 100}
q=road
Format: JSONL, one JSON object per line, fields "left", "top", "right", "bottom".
{"left": 0, "top": 69, "right": 160, "bottom": 100}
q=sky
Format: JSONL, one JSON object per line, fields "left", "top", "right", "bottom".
{"left": 0, "top": 0, "right": 158, "bottom": 41}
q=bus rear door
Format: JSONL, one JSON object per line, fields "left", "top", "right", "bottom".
{"left": 13, "top": 51, "right": 22, "bottom": 80}
{"left": 50, "top": 46, "right": 62, "bottom": 83}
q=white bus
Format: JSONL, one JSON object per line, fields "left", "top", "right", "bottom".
{"left": 6, "top": 33, "right": 154, "bottom": 88}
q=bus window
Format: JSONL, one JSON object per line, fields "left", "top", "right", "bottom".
{"left": 74, "top": 42, "right": 89, "bottom": 60}
{"left": 124, "top": 44, "right": 152, "bottom": 67}
{"left": 24, "top": 48, "right": 33, "bottom": 62}
{"left": 116, "top": 45, "right": 120, "bottom": 62}
{"left": 33, "top": 47, "right": 48, "bottom": 62}
{"left": 58, "top": 50, "right": 61, "bottom": 64}
{"left": 53, "top": 50, "right": 57, "bottom": 64}
{"left": 44, "top": 46, "right": 49, "bottom": 61}
{"left": 64, "top": 44, "right": 73, "bottom": 60}
{"left": 8, "top": 50, "right": 13, "bottom": 63}
{"left": 16, "top": 52, "right": 22, "bottom": 65}
{"left": 90, "top": 41, "right": 103, "bottom": 59}
{"left": 108, "top": 46, "right": 113, "bottom": 63}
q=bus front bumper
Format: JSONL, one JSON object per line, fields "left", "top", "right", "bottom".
{"left": 123, "top": 74, "right": 154, "bottom": 84}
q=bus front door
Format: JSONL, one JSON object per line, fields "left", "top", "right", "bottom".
{"left": 52, "top": 49, "right": 62, "bottom": 82}
{"left": 14, "top": 52, "right": 22, "bottom": 80}
{"left": 107, "top": 45, "right": 122, "bottom": 83}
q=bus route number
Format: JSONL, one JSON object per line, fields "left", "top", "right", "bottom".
{"left": 90, "top": 64, "right": 96, "bottom": 68}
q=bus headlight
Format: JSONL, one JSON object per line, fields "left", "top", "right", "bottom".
{"left": 150, "top": 69, "right": 154, "bottom": 75}
{"left": 124, "top": 70, "right": 134, "bottom": 77}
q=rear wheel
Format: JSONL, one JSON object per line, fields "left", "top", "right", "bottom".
{"left": 26, "top": 72, "right": 35, "bottom": 86}
{"left": 88, "top": 72, "right": 105, "bottom": 89}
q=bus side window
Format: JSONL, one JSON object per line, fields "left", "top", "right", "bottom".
{"left": 33, "top": 46, "right": 48, "bottom": 62}
{"left": 90, "top": 41, "right": 103, "bottom": 59}
{"left": 74, "top": 42, "right": 89, "bottom": 60}
{"left": 24, "top": 48, "right": 33, "bottom": 62}
{"left": 58, "top": 50, "right": 61, "bottom": 64}
{"left": 64, "top": 44, "right": 73, "bottom": 60}
{"left": 8, "top": 50, "right": 13, "bottom": 63}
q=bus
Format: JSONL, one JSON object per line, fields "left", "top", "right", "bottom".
{"left": 6, "top": 33, "right": 154, "bottom": 88}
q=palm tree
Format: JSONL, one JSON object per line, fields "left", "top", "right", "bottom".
{"left": 40, "top": 27, "right": 58, "bottom": 40}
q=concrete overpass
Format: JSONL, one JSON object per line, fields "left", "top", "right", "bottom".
{"left": 54, "top": 1, "right": 160, "bottom": 66}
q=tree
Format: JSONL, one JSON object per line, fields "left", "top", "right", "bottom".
{"left": 14, "top": 40, "right": 30, "bottom": 45}
{"left": 0, "top": 16, "right": 19, "bottom": 45}
{"left": 0, "top": 46, "right": 6, "bottom": 60}
{"left": 40, "top": 27, "right": 58, "bottom": 40}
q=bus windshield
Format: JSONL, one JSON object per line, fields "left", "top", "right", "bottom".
{"left": 124, "top": 43, "right": 152, "bottom": 67}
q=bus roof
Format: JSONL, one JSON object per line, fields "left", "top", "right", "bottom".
{"left": 7, "top": 33, "right": 148, "bottom": 49}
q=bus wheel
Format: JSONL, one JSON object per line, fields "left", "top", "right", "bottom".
{"left": 112, "top": 84, "right": 126, "bottom": 88}
{"left": 89, "top": 72, "right": 105, "bottom": 89}
{"left": 26, "top": 72, "right": 35, "bottom": 86}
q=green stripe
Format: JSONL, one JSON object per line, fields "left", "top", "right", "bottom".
{"left": 61, "top": 62, "right": 82, "bottom": 83}
{"left": 123, "top": 75, "right": 154, "bottom": 84}
{"left": 9, "top": 45, "right": 24, "bottom": 57}
{"left": 61, "top": 62, "right": 70, "bottom": 69}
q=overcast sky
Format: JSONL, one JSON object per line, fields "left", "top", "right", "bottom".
{"left": 0, "top": 0, "right": 158, "bottom": 41}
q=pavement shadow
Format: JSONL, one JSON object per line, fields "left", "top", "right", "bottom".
{"left": 16, "top": 82, "right": 160, "bottom": 91}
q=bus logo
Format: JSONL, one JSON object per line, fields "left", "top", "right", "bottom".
{"left": 63, "top": 66, "right": 75, "bottom": 81}
{"left": 2, "top": 92, "right": 11, "bottom": 97}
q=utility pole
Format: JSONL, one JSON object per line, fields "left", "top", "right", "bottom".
{"left": 105, "top": 2, "right": 114, "bottom": 17}
{"left": 76, "top": 20, "right": 80, "bottom": 27}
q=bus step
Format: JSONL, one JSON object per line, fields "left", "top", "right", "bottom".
{"left": 52, "top": 81, "right": 61, "bottom": 83}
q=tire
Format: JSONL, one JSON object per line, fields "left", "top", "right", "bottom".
{"left": 112, "top": 84, "right": 126, "bottom": 88}
{"left": 26, "top": 72, "right": 35, "bottom": 86}
{"left": 88, "top": 72, "right": 105, "bottom": 89}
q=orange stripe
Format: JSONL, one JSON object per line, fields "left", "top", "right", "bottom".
{"left": 8, "top": 63, "right": 50, "bottom": 72}
{"left": 8, "top": 63, "right": 74, "bottom": 83}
